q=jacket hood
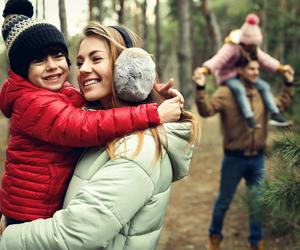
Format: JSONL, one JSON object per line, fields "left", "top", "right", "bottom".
{"left": 161, "top": 122, "right": 194, "bottom": 182}
{"left": 0, "top": 70, "right": 32, "bottom": 118}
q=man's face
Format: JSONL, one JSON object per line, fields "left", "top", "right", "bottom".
{"left": 239, "top": 60, "right": 260, "bottom": 84}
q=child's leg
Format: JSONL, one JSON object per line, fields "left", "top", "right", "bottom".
{"left": 254, "top": 78, "right": 279, "bottom": 114}
{"left": 225, "top": 78, "right": 254, "bottom": 119}
{"left": 255, "top": 78, "right": 291, "bottom": 126}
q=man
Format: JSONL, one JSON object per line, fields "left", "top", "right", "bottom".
{"left": 193, "top": 56, "right": 294, "bottom": 250}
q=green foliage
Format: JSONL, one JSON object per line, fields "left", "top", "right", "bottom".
{"left": 262, "top": 132, "right": 300, "bottom": 238}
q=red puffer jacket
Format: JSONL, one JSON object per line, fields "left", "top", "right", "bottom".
{"left": 0, "top": 70, "right": 160, "bottom": 221}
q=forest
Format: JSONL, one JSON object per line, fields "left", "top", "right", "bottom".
{"left": 0, "top": 0, "right": 300, "bottom": 249}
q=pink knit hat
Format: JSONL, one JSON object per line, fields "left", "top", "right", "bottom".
{"left": 240, "top": 14, "right": 263, "bottom": 45}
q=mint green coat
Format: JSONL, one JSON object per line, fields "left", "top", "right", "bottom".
{"left": 0, "top": 123, "right": 194, "bottom": 250}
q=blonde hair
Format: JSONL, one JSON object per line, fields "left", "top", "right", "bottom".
{"left": 78, "top": 22, "right": 198, "bottom": 161}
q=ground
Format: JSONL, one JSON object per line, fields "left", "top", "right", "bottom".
{"left": 0, "top": 114, "right": 295, "bottom": 250}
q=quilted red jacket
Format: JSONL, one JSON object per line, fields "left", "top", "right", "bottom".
{"left": 0, "top": 70, "right": 160, "bottom": 221}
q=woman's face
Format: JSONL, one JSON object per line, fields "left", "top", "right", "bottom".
{"left": 76, "top": 36, "right": 112, "bottom": 106}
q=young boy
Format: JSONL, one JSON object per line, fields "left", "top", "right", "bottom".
{"left": 0, "top": 0, "right": 179, "bottom": 225}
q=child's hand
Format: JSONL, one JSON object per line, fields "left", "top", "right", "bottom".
{"left": 158, "top": 95, "right": 182, "bottom": 123}
{"left": 0, "top": 214, "right": 7, "bottom": 235}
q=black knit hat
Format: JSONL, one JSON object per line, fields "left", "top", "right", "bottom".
{"left": 2, "top": 0, "right": 69, "bottom": 78}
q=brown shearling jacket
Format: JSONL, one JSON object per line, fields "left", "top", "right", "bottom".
{"left": 196, "top": 84, "right": 293, "bottom": 156}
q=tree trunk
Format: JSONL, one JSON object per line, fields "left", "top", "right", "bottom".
{"left": 58, "top": 0, "right": 68, "bottom": 42}
{"left": 275, "top": 0, "right": 286, "bottom": 61}
{"left": 42, "top": 0, "right": 45, "bottom": 19}
{"left": 97, "top": 0, "right": 105, "bottom": 22}
{"left": 155, "top": 0, "right": 162, "bottom": 79}
{"left": 259, "top": 0, "right": 268, "bottom": 52}
{"left": 142, "top": 0, "right": 148, "bottom": 51}
{"left": 118, "top": 0, "right": 125, "bottom": 24}
{"left": 35, "top": 0, "right": 38, "bottom": 18}
{"left": 200, "top": 0, "right": 222, "bottom": 51}
{"left": 177, "top": 0, "right": 193, "bottom": 109}
{"left": 89, "top": 0, "right": 93, "bottom": 20}
{"left": 89, "top": 0, "right": 104, "bottom": 21}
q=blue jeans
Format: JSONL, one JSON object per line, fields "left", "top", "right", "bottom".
{"left": 226, "top": 77, "right": 279, "bottom": 119}
{"left": 209, "top": 151, "right": 265, "bottom": 246}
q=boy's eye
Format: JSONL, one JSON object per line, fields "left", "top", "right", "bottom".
{"left": 30, "top": 58, "right": 44, "bottom": 64}
{"left": 53, "top": 52, "right": 64, "bottom": 58}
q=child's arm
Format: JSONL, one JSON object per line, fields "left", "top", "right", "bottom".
{"left": 12, "top": 92, "right": 160, "bottom": 147}
{"left": 203, "top": 43, "right": 237, "bottom": 73}
{"left": 257, "top": 48, "right": 280, "bottom": 72}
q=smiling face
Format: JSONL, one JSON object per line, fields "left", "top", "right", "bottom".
{"left": 239, "top": 60, "right": 260, "bottom": 84}
{"left": 76, "top": 36, "right": 113, "bottom": 107}
{"left": 28, "top": 50, "right": 69, "bottom": 91}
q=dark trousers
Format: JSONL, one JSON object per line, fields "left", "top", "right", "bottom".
{"left": 209, "top": 150, "right": 265, "bottom": 246}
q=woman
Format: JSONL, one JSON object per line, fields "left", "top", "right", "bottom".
{"left": 0, "top": 22, "right": 197, "bottom": 250}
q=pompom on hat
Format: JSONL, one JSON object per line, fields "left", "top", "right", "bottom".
{"left": 239, "top": 13, "right": 263, "bottom": 45}
{"left": 2, "top": 0, "right": 69, "bottom": 78}
{"left": 114, "top": 48, "right": 156, "bottom": 102}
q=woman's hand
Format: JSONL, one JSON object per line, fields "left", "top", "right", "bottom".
{"left": 158, "top": 95, "right": 182, "bottom": 123}
{"left": 155, "top": 79, "right": 184, "bottom": 104}
{"left": 0, "top": 214, "right": 7, "bottom": 235}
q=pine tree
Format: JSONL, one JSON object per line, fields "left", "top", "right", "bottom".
{"left": 263, "top": 131, "right": 300, "bottom": 239}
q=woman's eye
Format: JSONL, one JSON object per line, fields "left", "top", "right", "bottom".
{"left": 93, "top": 57, "right": 103, "bottom": 62}
{"left": 76, "top": 61, "right": 83, "bottom": 68}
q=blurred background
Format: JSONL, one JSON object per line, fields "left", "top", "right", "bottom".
{"left": 0, "top": 0, "right": 300, "bottom": 249}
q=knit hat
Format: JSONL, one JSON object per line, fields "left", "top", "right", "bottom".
{"left": 2, "top": 0, "right": 69, "bottom": 78}
{"left": 114, "top": 48, "right": 156, "bottom": 102}
{"left": 240, "top": 13, "right": 263, "bottom": 45}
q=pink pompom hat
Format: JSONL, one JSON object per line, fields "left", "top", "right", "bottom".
{"left": 240, "top": 13, "right": 263, "bottom": 45}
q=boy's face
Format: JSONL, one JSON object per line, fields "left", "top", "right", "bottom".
{"left": 238, "top": 60, "right": 260, "bottom": 84}
{"left": 28, "top": 52, "right": 69, "bottom": 91}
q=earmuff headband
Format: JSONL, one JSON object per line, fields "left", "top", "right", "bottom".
{"left": 110, "top": 26, "right": 133, "bottom": 48}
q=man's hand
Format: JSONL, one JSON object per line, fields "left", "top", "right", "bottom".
{"left": 192, "top": 68, "right": 207, "bottom": 87}
{"left": 158, "top": 95, "right": 182, "bottom": 123}
{"left": 282, "top": 64, "right": 295, "bottom": 83}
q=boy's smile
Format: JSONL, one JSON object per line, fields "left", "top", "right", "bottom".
{"left": 28, "top": 53, "right": 69, "bottom": 91}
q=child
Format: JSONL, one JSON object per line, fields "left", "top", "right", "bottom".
{"left": 0, "top": 0, "right": 181, "bottom": 225}
{"left": 194, "top": 13, "right": 294, "bottom": 128}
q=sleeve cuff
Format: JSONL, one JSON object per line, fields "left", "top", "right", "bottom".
{"left": 276, "top": 65, "right": 285, "bottom": 73}
{"left": 196, "top": 85, "right": 206, "bottom": 91}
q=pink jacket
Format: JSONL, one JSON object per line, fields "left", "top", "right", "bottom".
{"left": 203, "top": 43, "right": 280, "bottom": 84}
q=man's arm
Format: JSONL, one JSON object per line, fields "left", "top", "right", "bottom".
{"left": 195, "top": 89, "right": 226, "bottom": 117}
